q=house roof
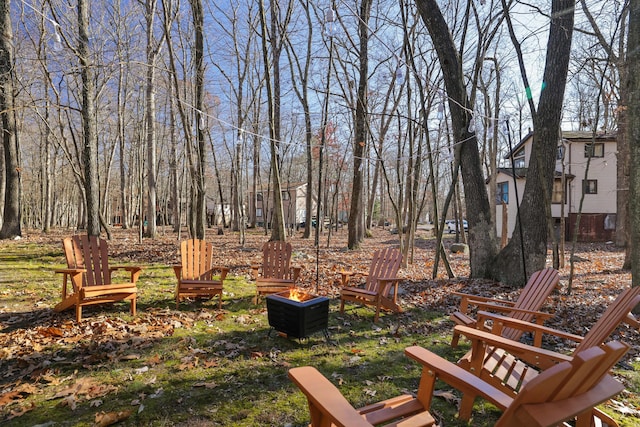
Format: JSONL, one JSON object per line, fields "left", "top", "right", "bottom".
{"left": 503, "top": 130, "right": 616, "bottom": 159}
{"left": 560, "top": 131, "right": 616, "bottom": 142}
{"left": 491, "top": 167, "right": 574, "bottom": 183}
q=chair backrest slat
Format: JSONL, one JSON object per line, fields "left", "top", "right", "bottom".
{"left": 262, "top": 241, "right": 293, "bottom": 280}
{"left": 64, "top": 235, "right": 112, "bottom": 287}
{"left": 365, "top": 247, "right": 402, "bottom": 294}
{"left": 501, "top": 268, "right": 560, "bottom": 341}
{"left": 181, "top": 239, "right": 214, "bottom": 280}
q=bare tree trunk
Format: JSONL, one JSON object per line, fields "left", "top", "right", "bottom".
{"left": 0, "top": 0, "right": 20, "bottom": 239}
{"left": 143, "top": 0, "right": 162, "bottom": 238}
{"left": 627, "top": 0, "right": 640, "bottom": 288}
{"left": 348, "top": 0, "right": 372, "bottom": 249}
{"left": 190, "top": 0, "right": 206, "bottom": 239}
{"left": 258, "top": 0, "right": 286, "bottom": 241}
{"left": 248, "top": 112, "right": 261, "bottom": 230}
{"left": 78, "top": 0, "right": 100, "bottom": 237}
{"left": 43, "top": 96, "right": 52, "bottom": 233}
{"left": 117, "top": 61, "right": 130, "bottom": 229}
{"left": 235, "top": 142, "right": 245, "bottom": 244}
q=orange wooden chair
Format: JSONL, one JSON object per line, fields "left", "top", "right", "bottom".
{"left": 450, "top": 267, "right": 560, "bottom": 347}
{"left": 289, "top": 341, "right": 628, "bottom": 427}
{"left": 55, "top": 235, "right": 141, "bottom": 322}
{"left": 173, "top": 239, "right": 229, "bottom": 308}
{"left": 453, "top": 286, "right": 640, "bottom": 424}
{"left": 339, "top": 247, "right": 403, "bottom": 322}
{"left": 251, "top": 241, "right": 301, "bottom": 301}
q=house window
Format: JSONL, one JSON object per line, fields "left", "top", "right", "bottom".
{"left": 584, "top": 143, "right": 604, "bottom": 158}
{"left": 496, "top": 182, "right": 509, "bottom": 204}
{"left": 556, "top": 145, "right": 565, "bottom": 160}
{"left": 282, "top": 191, "right": 290, "bottom": 200}
{"left": 552, "top": 179, "right": 566, "bottom": 204}
{"left": 256, "top": 192, "right": 263, "bottom": 202}
{"left": 583, "top": 179, "right": 598, "bottom": 194}
{"left": 256, "top": 208, "right": 263, "bottom": 218}
{"left": 512, "top": 148, "right": 525, "bottom": 169}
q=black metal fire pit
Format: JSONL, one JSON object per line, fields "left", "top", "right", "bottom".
{"left": 266, "top": 290, "right": 329, "bottom": 340}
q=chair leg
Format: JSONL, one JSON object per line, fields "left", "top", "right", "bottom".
{"left": 339, "top": 298, "right": 346, "bottom": 314}
{"left": 131, "top": 297, "right": 137, "bottom": 316}
{"left": 76, "top": 305, "right": 82, "bottom": 323}
{"left": 218, "top": 293, "right": 222, "bottom": 309}
{"left": 451, "top": 331, "right": 460, "bottom": 348}
{"left": 458, "top": 393, "right": 476, "bottom": 421}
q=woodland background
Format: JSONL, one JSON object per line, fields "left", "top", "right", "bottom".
{"left": 1, "top": 1, "right": 640, "bottom": 286}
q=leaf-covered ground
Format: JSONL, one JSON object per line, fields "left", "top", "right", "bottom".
{"left": 0, "top": 226, "right": 638, "bottom": 426}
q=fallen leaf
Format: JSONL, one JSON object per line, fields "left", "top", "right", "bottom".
{"left": 193, "top": 381, "right": 217, "bottom": 389}
{"left": 94, "top": 409, "right": 132, "bottom": 427}
{"left": 58, "top": 394, "right": 77, "bottom": 410}
{"left": 0, "top": 390, "right": 23, "bottom": 407}
{"left": 39, "top": 327, "right": 64, "bottom": 338}
{"left": 202, "top": 359, "right": 218, "bottom": 368}
{"left": 434, "top": 389, "right": 459, "bottom": 405}
{"left": 147, "top": 354, "right": 162, "bottom": 365}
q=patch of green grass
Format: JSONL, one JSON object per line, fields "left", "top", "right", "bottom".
{"left": 1, "top": 240, "right": 638, "bottom": 426}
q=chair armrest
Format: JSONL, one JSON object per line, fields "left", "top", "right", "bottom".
{"left": 110, "top": 265, "right": 143, "bottom": 283}
{"left": 378, "top": 277, "right": 402, "bottom": 297}
{"left": 339, "top": 270, "right": 368, "bottom": 287}
{"left": 292, "top": 266, "right": 301, "bottom": 283}
{"left": 404, "top": 346, "right": 512, "bottom": 412}
{"left": 173, "top": 265, "right": 182, "bottom": 280}
{"left": 212, "top": 266, "right": 230, "bottom": 281}
{"left": 452, "top": 291, "right": 516, "bottom": 313}
{"left": 477, "top": 311, "right": 582, "bottom": 342}
{"left": 289, "top": 366, "right": 374, "bottom": 427}
{"left": 250, "top": 264, "right": 260, "bottom": 280}
{"left": 626, "top": 313, "right": 640, "bottom": 330}
{"left": 55, "top": 268, "right": 85, "bottom": 295}
{"left": 454, "top": 325, "right": 573, "bottom": 370}
{"left": 475, "top": 304, "right": 555, "bottom": 321}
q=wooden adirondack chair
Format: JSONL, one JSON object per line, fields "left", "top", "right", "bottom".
{"left": 173, "top": 239, "right": 229, "bottom": 308}
{"left": 289, "top": 341, "right": 628, "bottom": 427}
{"left": 450, "top": 267, "right": 560, "bottom": 347}
{"left": 251, "top": 241, "right": 301, "bottom": 301}
{"left": 339, "top": 247, "right": 403, "bottom": 322}
{"left": 452, "top": 286, "right": 640, "bottom": 423}
{"left": 55, "top": 235, "right": 141, "bottom": 322}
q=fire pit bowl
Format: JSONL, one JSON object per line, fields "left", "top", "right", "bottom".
{"left": 266, "top": 290, "right": 329, "bottom": 339}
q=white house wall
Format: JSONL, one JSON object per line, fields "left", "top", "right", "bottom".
{"left": 494, "top": 173, "right": 526, "bottom": 239}
{"left": 494, "top": 133, "right": 617, "bottom": 241}
{"left": 561, "top": 141, "right": 617, "bottom": 215}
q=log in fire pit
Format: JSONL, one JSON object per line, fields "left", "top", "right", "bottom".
{"left": 266, "top": 289, "right": 329, "bottom": 340}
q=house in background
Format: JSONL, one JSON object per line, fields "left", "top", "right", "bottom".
{"left": 249, "top": 183, "right": 310, "bottom": 229}
{"left": 494, "top": 130, "right": 617, "bottom": 242}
